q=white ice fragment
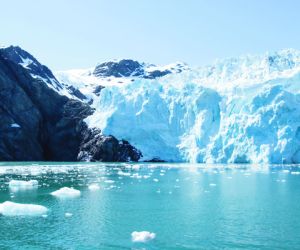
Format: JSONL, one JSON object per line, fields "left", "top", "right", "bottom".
{"left": 131, "top": 231, "right": 156, "bottom": 242}
{"left": 9, "top": 180, "right": 38, "bottom": 191}
{"left": 0, "top": 201, "right": 47, "bottom": 216}
{"left": 10, "top": 123, "right": 21, "bottom": 128}
{"left": 153, "top": 178, "right": 159, "bottom": 182}
{"left": 132, "top": 165, "right": 140, "bottom": 171}
{"left": 291, "top": 171, "right": 300, "bottom": 175}
{"left": 104, "top": 180, "right": 115, "bottom": 184}
{"left": 88, "top": 183, "right": 100, "bottom": 191}
{"left": 51, "top": 187, "right": 81, "bottom": 198}
{"left": 209, "top": 183, "right": 217, "bottom": 187}
{"left": 117, "top": 171, "right": 131, "bottom": 176}
{"left": 65, "top": 212, "right": 73, "bottom": 217}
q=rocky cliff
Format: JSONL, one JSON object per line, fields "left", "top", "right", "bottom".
{"left": 0, "top": 47, "right": 142, "bottom": 162}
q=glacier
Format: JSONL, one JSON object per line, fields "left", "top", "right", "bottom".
{"left": 56, "top": 49, "right": 300, "bottom": 164}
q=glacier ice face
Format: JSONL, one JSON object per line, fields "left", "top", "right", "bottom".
{"left": 85, "top": 81, "right": 221, "bottom": 162}
{"left": 61, "top": 49, "right": 300, "bottom": 163}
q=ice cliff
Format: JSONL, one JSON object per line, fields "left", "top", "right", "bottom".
{"left": 57, "top": 49, "right": 300, "bottom": 163}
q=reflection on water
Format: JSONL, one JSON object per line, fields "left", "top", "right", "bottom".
{"left": 0, "top": 163, "right": 300, "bottom": 249}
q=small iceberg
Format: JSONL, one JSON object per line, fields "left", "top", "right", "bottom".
{"left": 9, "top": 180, "right": 38, "bottom": 191}
{"left": 51, "top": 187, "right": 81, "bottom": 198}
{"left": 65, "top": 212, "right": 73, "bottom": 217}
{"left": 10, "top": 123, "right": 21, "bottom": 128}
{"left": 0, "top": 201, "right": 47, "bottom": 216}
{"left": 131, "top": 231, "right": 156, "bottom": 242}
{"left": 88, "top": 183, "right": 100, "bottom": 191}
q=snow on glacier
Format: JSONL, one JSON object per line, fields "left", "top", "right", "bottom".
{"left": 61, "top": 49, "right": 300, "bottom": 163}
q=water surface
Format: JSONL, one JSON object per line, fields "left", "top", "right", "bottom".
{"left": 0, "top": 162, "right": 299, "bottom": 249}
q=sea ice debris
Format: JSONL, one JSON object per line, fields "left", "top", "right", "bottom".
{"left": 51, "top": 187, "right": 81, "bottom": 198}
{"left": 131, "top": 231, "right": 156, "bottom": 242}
{"left": 0, "top": 201, "right": 47, "bottom": 216}
{"left": 88, "top": 183, "right": 100, "bottom": 191}
{"left": 9, "top": 180, "right": 38, "bottom": 191}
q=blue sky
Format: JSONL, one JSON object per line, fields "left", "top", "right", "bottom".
{"left": 2, "top": 0, "right": 300, "bottom": 70}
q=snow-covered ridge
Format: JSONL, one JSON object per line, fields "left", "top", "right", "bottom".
{"left": 55, "top": 60, "right": 189, "bottom": 100}
{"left": 76, "top": 49, "right": 300, "bottom": 164}
{"left": 0, "top": 46, "right": 85, "bottom": 100}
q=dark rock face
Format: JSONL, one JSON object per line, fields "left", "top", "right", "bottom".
{"left": 0, "top": 49, "right": 142, "bottom": 162}
{"left": 1, "top": 46, "right": 62, "bottom": 89}
{"left": 144, "top": 69, "right": 172, "bottom": 79}
{"left": 1, "top": 46, "right": 87, "bottom": 100}
{"left": 93, "top": 85, "right": 105, "bottom": 96}
{"left": 78, "top": 128, "right": 142, "bottom": 162}
{"left": 93, "top": 59, "right": 175, "bottom": 79}
{"left": 67, "top": 85, "right": 87, "bottom": 100}
{"left": 93, "top": 59, "right": 144, "bottom": 78}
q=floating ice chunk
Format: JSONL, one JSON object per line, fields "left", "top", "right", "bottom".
{"left": 51, "top": 187, "right": 81, "bottom": 198}
{"left": 9, "top": 180, "right": 38, "bottom": 186}
{"left": 65, "top": 212, "right": 73, "bottom": 217}
{"left": 0, "top": 201, "right": 47, "bottom": 216}
{"left": 10, "top": 123, "right": 21, "bottom": 128}
{"left": 153, "top": 178, "right": 159, "bottom": 182}
{"left": 209, "top": 183, "right": 217, "bottom": 187}
{"left": 88, "top": 183, "right": 100, "bottom": 191}
{"left": 291, "top": 171, "right": 300, "bottom": 175}
{"left": 104, "top": 180, "right": 115, "bottom": 184}
{"left": 131, "top": 231, "right": 156, "bottom": 242}
{"left": 117, "top": 171, "right": 131, "bottom": 176}
{"left": 9, "top": 180, "right": 38, "bottom": 191}
{"left": 132, "top": 165, "right": 140, "bottom": 171}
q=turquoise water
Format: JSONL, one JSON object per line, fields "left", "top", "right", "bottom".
{"left": 0, "top": 163, "right": 300, "bottom": 249}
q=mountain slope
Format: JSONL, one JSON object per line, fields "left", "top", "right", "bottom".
{"left": 0, "top": 47, "right": 141, "bottom": 162}
{"left": 2, "top": 45, "right": 300, "bottom": 163}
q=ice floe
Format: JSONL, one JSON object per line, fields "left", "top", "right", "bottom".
{"left": 131, "top": 231, "right": 156, "bottom": 242}
{"left": 51, "top": 187, "right": 81, "bottom": 198}
{"left": 88, "top": 183, "right": 100, "bottom": 191}
{"left": 0, "top": 201, "right": 47, "bottom": 216}
{"left": 9, "top": 180, "right": 38, "bottom": 191}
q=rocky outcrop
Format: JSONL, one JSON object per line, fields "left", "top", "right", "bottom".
{"left": 93, "top": 59, "right": 179, "bottom": 79}
{"left": 93, "top": 59, "right": 144, "bottom": 78}
{"left": 1, "top": 46, "right": 87, "bottom": 100}
{"left": 0, "top": 48, "right": 142, "bottom": 162}
{"left": 78, "top": 128, "right": 142, "bottom": 162}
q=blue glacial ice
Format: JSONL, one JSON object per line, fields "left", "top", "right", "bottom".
{"left": 60, "top": 49, "right": 300, "bottom": 164}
